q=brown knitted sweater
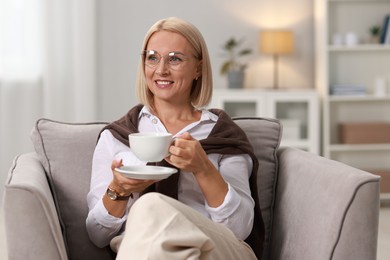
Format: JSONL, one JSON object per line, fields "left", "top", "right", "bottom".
{"left": 100, "top": 104, "right": 265, "bottom": 259}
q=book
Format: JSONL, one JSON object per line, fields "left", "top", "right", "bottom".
{"left": 385, "top": 19, "right": 390, "bottom": 44}
{"left": 380, "top": 15, "right": 390, "bottom": 44}
{"left": 330, "top": 85, "right": 367, "bottom": 96}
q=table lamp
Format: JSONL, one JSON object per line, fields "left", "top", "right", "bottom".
{"left": 260, "top": 30, "right": 294, "bottom": 89}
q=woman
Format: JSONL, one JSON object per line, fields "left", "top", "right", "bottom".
{"left": 86, "top": 17, "right": 264, "bottom": 260}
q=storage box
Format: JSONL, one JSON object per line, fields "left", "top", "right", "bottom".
{"left": 367, "top": 170, "right": 390, "bottom": 193}
{"left": 339, "top": 122, "right": 390, "bottom": 144}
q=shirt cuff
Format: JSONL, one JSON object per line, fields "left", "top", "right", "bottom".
{"left": 205, "top": 183, "right": 241, "bottom": 222}
{"left": 92, "top": 199, "right": 127, "bottom": 228}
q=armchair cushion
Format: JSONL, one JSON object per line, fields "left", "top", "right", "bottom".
{"left": 31, "top": 119, "right": 112, "bottom": 260}
{"left": 233, "top": 117, "right": 281, "bottom": 258}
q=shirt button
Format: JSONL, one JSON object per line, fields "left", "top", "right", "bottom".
{"left": 152, "top": 119, "right": 158, "bottom": 124}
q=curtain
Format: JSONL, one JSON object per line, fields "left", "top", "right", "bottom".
{"left": 0, "top": 0, "right": 97, "bottom": 196}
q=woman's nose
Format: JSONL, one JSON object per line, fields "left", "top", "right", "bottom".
{"left": 155, "top": 58, "right": 170, "bottom": 75}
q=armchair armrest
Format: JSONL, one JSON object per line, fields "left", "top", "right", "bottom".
{"left": 270, "top": 147, "right": 380, "bottom": 260}
{"left": 3, "top": 153, "right": 68, "bottom": 260}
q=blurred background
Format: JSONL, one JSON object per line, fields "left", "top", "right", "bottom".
{"left": 0, "top": 0, "right": 314, "bottom": 194}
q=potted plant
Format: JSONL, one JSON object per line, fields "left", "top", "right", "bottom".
{"left": 220, "top": 37, "right": 252, "bottom": 89}
{"left": 369, "top": 25, "right": 381, "bottom": 44}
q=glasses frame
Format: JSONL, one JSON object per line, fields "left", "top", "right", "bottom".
{"left": 142, "top": 50, "right": 197, "bottom": 70}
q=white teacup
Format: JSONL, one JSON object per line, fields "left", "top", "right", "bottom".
{"left": 129, "top": 132, "right": 173, "bottom": 162}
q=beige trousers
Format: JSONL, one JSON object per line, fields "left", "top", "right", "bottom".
{"left": 110, "top": 192, "right": 257, "bottom": 260}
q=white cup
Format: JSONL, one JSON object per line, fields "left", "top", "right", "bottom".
{"left": 129, "top": 133, "right": 173, "bottom": 162}
{"left": 345, "top": 32, "right": 359, "bottom": 46}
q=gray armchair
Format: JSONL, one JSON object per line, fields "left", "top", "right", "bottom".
{"left": 3, "top": 117, "right": 380, "bottom": 260}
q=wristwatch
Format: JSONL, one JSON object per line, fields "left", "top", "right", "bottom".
{"left": 106, "top": 187, "right": 132, "bottom": 201}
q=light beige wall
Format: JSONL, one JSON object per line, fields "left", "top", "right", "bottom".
{"left": 96, "top": 0, "right": 314, "bottom": 120}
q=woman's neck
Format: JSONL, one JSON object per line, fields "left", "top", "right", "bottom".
{"left": 152, "top": 101, "right": 201, "bottom": 134}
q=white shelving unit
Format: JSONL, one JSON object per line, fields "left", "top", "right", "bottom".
{"left": 315, "top": 0, "right": 390, "bottom": 195}
{"left": 209, "top": 89, "right": 320, "bottom": 154}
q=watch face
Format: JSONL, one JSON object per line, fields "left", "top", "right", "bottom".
{"left": 107, "top": 189, "right": 118, "bottom": 200}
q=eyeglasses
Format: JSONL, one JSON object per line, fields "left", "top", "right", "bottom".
{"left": 142, "top": 50, "right": 192, "bottom": 70}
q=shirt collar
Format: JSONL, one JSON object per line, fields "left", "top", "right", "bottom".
{"left": 139, "top": 105, "right": 218, "bottom": 123}
{"left": 139, "top": 106, "right": 153, "bottom": 119}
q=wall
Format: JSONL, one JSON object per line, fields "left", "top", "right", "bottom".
{"left": 96, "top": 0, "right": 314, "bottom": 121}
{"left": 0, "top": 0, "right": 312, "bottom": 221}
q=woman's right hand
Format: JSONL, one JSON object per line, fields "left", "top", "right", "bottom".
{"left": 103, "top": 159, "right": 156, "bottom": 218}
{"left": 109, "top": 159, "right": 156, "bottom": 196}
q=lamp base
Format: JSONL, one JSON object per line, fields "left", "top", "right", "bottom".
{"left": 273, "top": 54, "right": 279, "bottom": 89}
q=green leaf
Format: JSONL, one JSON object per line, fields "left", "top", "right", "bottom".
{"left": 239, "top": 49, "right": 252, "bottom": 56}
{"left": 224, "top": 38, "right": 238, "bottom": 50}
{"left": 220, "top": 61, "right": 232, "bottom": 75}
{"left": 220, "top": 37, "right": 253, "bottom": 75}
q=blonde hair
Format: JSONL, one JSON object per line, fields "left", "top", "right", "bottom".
{"left": 136, "top": 17, "right": 213, "bottom": 110}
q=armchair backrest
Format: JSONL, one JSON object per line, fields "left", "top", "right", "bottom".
{"left": 30, "top": 117, "right": 281, "bottom": 260}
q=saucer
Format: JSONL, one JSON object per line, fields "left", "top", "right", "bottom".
{"left": 115, "top": 165, "right": 178, "bottom": 180}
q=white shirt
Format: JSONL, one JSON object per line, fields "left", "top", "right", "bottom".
{"left": 86, "top": 106, "right": 255, "bottom": 248}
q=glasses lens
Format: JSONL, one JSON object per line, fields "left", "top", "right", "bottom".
{"left": 144, "top": 50, "right": 161, "bottom": 67}
{"left": 167, "top": 52, "right": 185, "bottom": 67}
{"left": 143, "top": 50, "right": 189, "bottom": 70}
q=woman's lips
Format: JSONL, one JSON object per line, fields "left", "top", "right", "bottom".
{"left": 155, "top": 80, "right": 174, "bottom": 88}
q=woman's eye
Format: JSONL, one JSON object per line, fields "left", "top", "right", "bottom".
{"left": 169, "top": 55, "right": 182, "bottom": 63}
{"left": 147, "top": 55, "right": 159, "bottom": 62}
{"left": 146, "top": 55, "right": 161, "bottom": 66}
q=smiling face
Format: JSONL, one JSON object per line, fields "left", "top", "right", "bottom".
{"left": 144, "top": 30, "right": 201, "bottom": 108}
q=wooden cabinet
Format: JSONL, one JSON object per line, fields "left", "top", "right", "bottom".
{"left": 209, "top": 89, "right": 320, "bottom": 154}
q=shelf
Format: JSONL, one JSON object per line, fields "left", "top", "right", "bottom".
{"left": 328, "top": 95, "right": 390, "bottom": 102}
{"left": 316, "top": 0, "right": 390, "bottom": 194}
{"left": 329, "top": 45, "right": 390, "bottom": 52}
{"left": 330, "top": 143, "right": 390, "bottom": 152}
{"left": 380, "top": 193, "right": 390, "bottom": 202}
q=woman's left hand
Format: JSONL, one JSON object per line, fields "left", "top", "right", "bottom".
{"left": 166, "top": 132, "right": 228, "bottom": 207}
{"left": 165, "top": 132, "right": 211, "bottom": 175}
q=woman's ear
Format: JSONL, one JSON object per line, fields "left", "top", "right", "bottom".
{"left": 195, "top": 60, "right": 202, "bottom": 79}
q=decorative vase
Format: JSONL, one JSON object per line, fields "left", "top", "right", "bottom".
{"left": 227, "top": 70, "right": 244, "bottom": 89}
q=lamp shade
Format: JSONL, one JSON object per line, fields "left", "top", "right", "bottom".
{"left": 260, "top": 31, "right": 294, "bottom": 55}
